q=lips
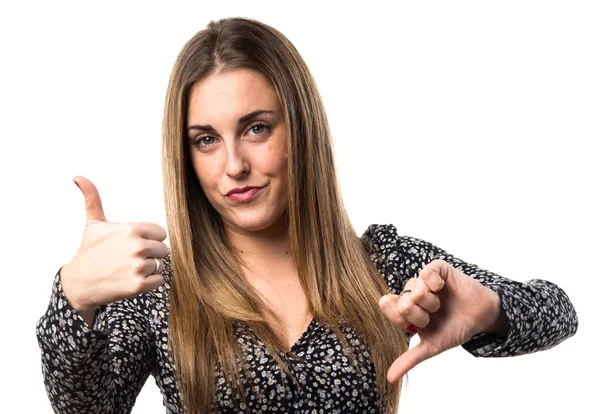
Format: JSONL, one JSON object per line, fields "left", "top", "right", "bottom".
{"left": 226, "top": 186, "right": 264, "bottom": 203}
{"left": 225, "top": 185, "right": 264, "bottom": 196}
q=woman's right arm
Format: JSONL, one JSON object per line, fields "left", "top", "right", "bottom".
{"left": 36, "top": 266, "right": 160, "bottom": 414}
{"left": 36, "top": 176, "right": 170, "bottom": 413}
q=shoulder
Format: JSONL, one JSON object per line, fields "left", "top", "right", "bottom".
{"left": 360, "top": 223, "right": 400, "bottom": 253}
{"left": 361, "top": 224, "right": 444, "bottom": 293}
{"left": 360, "top": 223, "right": 431, "bottom": 261}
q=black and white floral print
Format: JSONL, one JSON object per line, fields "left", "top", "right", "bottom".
{"left": 36, "top": 224, "right": 578, "bottom": 413}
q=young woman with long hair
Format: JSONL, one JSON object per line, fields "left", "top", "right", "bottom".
{"left": 37, "top": 17, "right": 578, "bottom": 413}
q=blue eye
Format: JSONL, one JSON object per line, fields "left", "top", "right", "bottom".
{"left": 194, "top": 136, "right": 215, "bottom": 147}
{"left": 249, "top": 123, "right": 270, "bottom": 135}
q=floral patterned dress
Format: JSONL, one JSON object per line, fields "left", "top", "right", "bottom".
{"left": 36, "top": 224, "right": 578, "bottom": 413}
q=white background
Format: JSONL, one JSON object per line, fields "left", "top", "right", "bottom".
{"left": 1, "top": 1, "right": 597, "bottom": 412}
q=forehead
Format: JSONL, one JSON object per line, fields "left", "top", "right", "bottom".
{"left": 187, "top": 68, "right": 280, "bottom": 125}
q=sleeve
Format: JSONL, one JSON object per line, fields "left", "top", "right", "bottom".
{"left": 360, "top": 223, "right": 578, "bottom": 358}
{"left": 35, "top": 257, "right": 170, "bottom": 414}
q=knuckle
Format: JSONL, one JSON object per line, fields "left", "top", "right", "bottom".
{"left": 392, "top": 315, "right": 406, "bottom": 326}
{"left": 403, "top": 278, "right": 417, "bottom": 290}
{"left": 123, "top": 279, "right": 141, "bottom": 297}
{"left": 131, "top": 258, "right": 147, "bottom": 275}
{"left": 411, "top": 287, "right": 425, "bottom": 302}
{"left": 143, "top": 277, "right": 164, "bottom": 294}
{"left": 157, "top": 227, "right": 167, "bottom": 241}
{"left": 131, "top": 240, "right": 148, "bottom": 256}
{"left": 396, "top": 300, "right": 412, "bottom": 316}
{"left": 158, "top": 244, "right": 169, "bottom": 259}
{"left": 144, "top": 222, "right": 167, "bottom": 241}
{"left": 382, "top": 307, "right": 404, "bottom": 325}
{"left": 123, "top": 223, "right": 140, "bottom": 237}
{"left": 422, "top": 271, "right": 444, "bottom": 290}
{"left": 84, "top": 196, "right": 98, "bottom": 210}
{"left": 418, "top": 271, "right": 430, "bottom": 284}
{"left": 130, "top": 278, "right": 147, "bottom": 296}
{"left": 419, "top": 262, "right": 432, "bottom": 273}
{"left": 421, "top": 270, "right": 433, "bottom": 282}
{"left": 433, "top": 278, "right": 445, "bottom": 291}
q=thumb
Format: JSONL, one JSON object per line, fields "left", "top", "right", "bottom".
{"left": 73, "top": 175, "right": 107, "bottom": 224}
{"left": 387, "top": 341, "right": 436, "bottom": 383}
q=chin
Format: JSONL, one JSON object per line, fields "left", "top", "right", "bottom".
{"left": 225, "top": 211, "right": 287, "bottom": 233}
{"left": 233, "top": 220, "right": 270, "bottom": 232}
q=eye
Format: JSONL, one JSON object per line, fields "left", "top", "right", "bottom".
{"left": 248, "top": 122, "right": 270, "bottom": 136}
{"left": 193, "top": 136, "right": 216, "bottom": 148}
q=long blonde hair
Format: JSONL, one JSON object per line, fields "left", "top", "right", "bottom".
{"left": 161, "top": 17, "right": 407, "bottom": 413}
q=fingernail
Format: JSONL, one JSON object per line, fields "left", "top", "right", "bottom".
{"left": 73, "top": 178, "right": 80, "bottom": 189}
{"left": 407, "top": 325, "right": 418, "bottom": 334}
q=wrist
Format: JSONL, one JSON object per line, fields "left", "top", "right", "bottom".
{"left": 59, "top": 263, "right": 97, "bottom": 316}
{"left": 481, "top": 287, "right": 509, "bottom": 336}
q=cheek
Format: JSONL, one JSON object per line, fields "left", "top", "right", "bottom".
{"left": 259, "top": 141, "right": 288, "bottom": 176}
{"left": 191, "top": 157, "right": 219, "bottom": 193}
{"left": 260, "top": 145, "right": 288, "bottom": 204}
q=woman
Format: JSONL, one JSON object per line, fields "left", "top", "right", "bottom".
{"left": 36, "top": 17, "right": 578, "bottom": 414}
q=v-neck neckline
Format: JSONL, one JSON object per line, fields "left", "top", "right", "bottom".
{"left": 285, "top": 317, "right": 318, "bottom": 354}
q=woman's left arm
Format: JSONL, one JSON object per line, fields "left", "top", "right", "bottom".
{"left": 361, "top": 224, "right": 578, "bottom": 380}
{"left": 430, "top": 245, "right": 578, "bottom": 358}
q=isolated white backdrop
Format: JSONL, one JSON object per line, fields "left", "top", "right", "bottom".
{"left": 0, "top": 1, "right": 597, "bottom": 413}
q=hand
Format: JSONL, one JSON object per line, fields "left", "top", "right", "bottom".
{"left": 60, "top": 176, "right": 169, "bottom": 324}
{"left": 379, "top": 259, "right": 508, "bottom": 383}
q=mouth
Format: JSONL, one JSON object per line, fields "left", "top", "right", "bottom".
{"left": 225, "top": 185, "right": 264, "bottom": 196}
{"left": 225, "top": 185, "right": 265, "bottom": 203}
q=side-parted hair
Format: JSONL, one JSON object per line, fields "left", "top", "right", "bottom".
{"left": 161, "top": 17, "right": 408, "bottom": 413}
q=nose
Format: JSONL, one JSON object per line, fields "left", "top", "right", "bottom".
{"left": 224, "top": 140, "right": 250, "bottom": 178}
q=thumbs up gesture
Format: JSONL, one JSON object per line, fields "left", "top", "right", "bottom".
{"left": 60, "top": 176, "right": 169, "bottom": 325}
{"left": 379, "top": 259, "right": 509, "bottom": 383}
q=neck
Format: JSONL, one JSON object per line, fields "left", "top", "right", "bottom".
{"left": 224, "top": 216, "right": 291, "bottom": 260}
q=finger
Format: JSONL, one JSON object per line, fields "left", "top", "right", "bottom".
{"left": 396, "top": 294, "right": 430, "bottom": 328}
{"left": 419, "top": 260, "right": 448, "bottom": 293}
{"left": 142, "top": 257, "right": 165, "bottom": 277}
{"left": 379, "top": 294, "right": 404, "bottom": 326}
{"left": 380, "top": 290, "right": 433, "bottom": 329}
{"left": 410, "top": 278, "right": 441, "bottom": 313}
{"left": 73, "top": 176, "right": 107, "bottom": 225}
{"left": 139, "top": 274, "right": 166, "bottom": 293}
{"left": 136, "top": 240, "right": 169, "bottom": 260}
{"left": 129, "top": 222, "right": 167, "bottom": 242}
{"left": 401, "top": 277, "right": 418, "bottom": 292}
{"left": 387, "top": 342, "right": 435, "bottom": 383}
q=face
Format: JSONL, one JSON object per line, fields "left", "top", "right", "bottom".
{"left": 186, "top": 68, "right": 289, "bottom": 235}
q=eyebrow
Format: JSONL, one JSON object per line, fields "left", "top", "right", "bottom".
{"left": 186, "top": 110, "right": 275, "bottom": 134}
